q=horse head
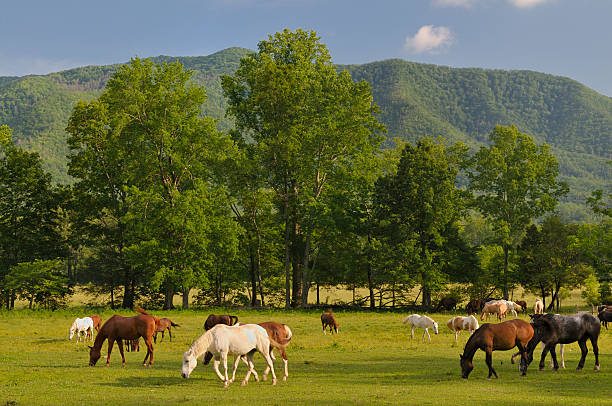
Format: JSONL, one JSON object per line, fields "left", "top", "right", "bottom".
{"left": 181, "top": 349, "right": 198, "bottom": 378}
{"left": 88, "top": 345, "right": 101, "bottom": 366}
{"left": 459, "top": 353, "right": 473, "bottom": 379}
{"left": 433, "top": 322, "right": 439, "bottom": 335}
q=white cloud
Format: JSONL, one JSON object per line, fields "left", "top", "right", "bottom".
{"left": 431, "top": 0, "right": 477, "bottom": 7}
{"left": 507, "top": 0, "right": 550, "bottom": 7}
{"left": 403, "top": 25, "right": 454, "bottom": 54}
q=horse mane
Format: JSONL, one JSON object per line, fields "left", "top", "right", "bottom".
{"left": 189, "top": 329, "right": 214, "bottom": 358}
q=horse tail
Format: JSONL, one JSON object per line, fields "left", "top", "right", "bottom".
{"left": 134, "top": 306, "right": 150, "bottom": 316}
{"left": 170, "top": 321, "right": 180, "bottom": 327}
{"left": 229, "top": 315, "right": 239, "bottom": 326}
{"left": 284, "top": 325, "right": 293, "bottom": 342}
{"left": 268, "top": 336, "right": 285, "bottom": 351}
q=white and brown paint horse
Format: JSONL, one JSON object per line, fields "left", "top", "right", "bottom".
{"left": 403, "top": 314, "right": 439, "bottom": 342}
{"left": 447, "top": 315, "right": 479, "bottom": 344}
{"left": 69, "top": 317, "right": 94, "bottom": 342}
{"left": 181, "top": 324, "right": 278, "bottom": 387}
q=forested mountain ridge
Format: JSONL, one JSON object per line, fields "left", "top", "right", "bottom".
{"left": 0, "top": 47, "right": 610, "bottom": 221}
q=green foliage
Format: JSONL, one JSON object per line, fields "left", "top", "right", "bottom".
{"left": 581, "top": 273, "right": 601, "bottom": 306}
{"left": 4, "top": 259, "right": 71, "bottom": 309}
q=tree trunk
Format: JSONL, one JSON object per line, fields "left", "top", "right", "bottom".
{"left": 110, "top": 285, "right": 115, "bottom": 310}
{"left": 283, "top": 193, "right": 291, "bottom": 309}
{"left": 422, "top": 286, "right": 431, "bottom": 310}
{"left": 317, "top": 283, "right": 320, "bottom": 305}
{"left": 367, "top": 262, "right": 375, "bottom": 309}
{"left": 122, "top": 271, "right": 135, "bottom": 309}
{"left": 291, "top": 221, "right": 302, "bottom": 308}
{"left": 249, "top": 251, "right": 257, "bottom": 307}
{"left": 502, "top": 244, "right": 510, "bottom": 300}
{"left": 182, "top": 287, "right": 190, "bottom": 309}
{"left": 163, "top": 286, "right": 175, "bottom": 310}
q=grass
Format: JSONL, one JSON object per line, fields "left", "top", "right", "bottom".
{"left": 0, "top": 308, "right": 611, "bottom": 406}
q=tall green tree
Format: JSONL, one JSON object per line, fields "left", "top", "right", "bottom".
{"left": 467, "top": 125, "right": 568, "bottom": 299}
{"left": 222, "top": 29, "right": 385, "bottom": 307}
{"left": 67, "top": 58, "right": 238, "bottom": 309}
{"left": 0, "top": 125, "right": 67, "bottom": 309}
{"left": 375, "top": 138, "right": 468, "bottom": 308}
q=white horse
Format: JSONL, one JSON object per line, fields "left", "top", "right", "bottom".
{"left": 446, "top": 315, "right": 479, "bottom": 344}
{"left": 69, "top": 317, "right": 94, "bottom": 342}
{"left": 181, "top": 324, "right": 277, "bottom": 387}
{"left": 534, "top": 299, "right": 544, "bottom": 314}
{"left": 403, "top": 314, "right": 438, "bottom": 342}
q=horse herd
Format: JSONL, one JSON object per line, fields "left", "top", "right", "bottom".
{"left": 66, "top": 304, "right": 611, "bottom": 386}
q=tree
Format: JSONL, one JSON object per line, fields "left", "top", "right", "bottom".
{"left": 0, "top": 125, "right": 67, "bottom": 309}
{"left": 375, "top": 138, "right": 468, "bottom": 308}
{"left": 67, "top": 58, "right": 238, "bottom": 309}
{"left": 467, "top": 125, "right": 568, "bottom": 299}
{"left": 4, "top": 259, "right": 71, "bottom": 309}
{"left": 222, "top": 29, "right": 385, "bottom": 307}
{"left": 587, "top": 161, "right": 612, "bottom": 218}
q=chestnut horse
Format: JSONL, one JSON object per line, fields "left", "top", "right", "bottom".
{"left": 154, "top": 318, "right": 180, "bottom": 343}
{"left": 460, "top": 319, "right": 534, "bottom": 379}
{"left": 88, "top": 315, "right": 102, "bottom": 332}
{"left": 88, "top": 307, "right": 158, "bottom": 367}
{"left": 204, "top": 314, "right": 238, "bottom": 331}
{"left": 321, "top": 309, "right": 338, "bottom": 334}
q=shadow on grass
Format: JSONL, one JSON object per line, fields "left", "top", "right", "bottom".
{"left": 99, "top": 375, "right": 201, "bottom": 388}
{"left": 36, "top": 338, "right": 68, "bottom": 344}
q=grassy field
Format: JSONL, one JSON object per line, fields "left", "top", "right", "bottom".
{"left": 0, "top": 308, "right": 610, "bottom": 406}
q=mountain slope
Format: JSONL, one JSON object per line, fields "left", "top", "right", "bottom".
{"left": 0, "top": 48, "right": 610, "bottom": 221}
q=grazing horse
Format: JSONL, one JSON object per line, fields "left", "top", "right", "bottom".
{"left": 506, "top": 301, "right": 522, "bottom": 318}
{"left": 181, "top": 324, "right": 277, "bottom": 387}
{"left": 69, "top": 317, "right": 94, "bottom": 342}
{"left": 321, "top": 309, "right": 339, "bottom": 334}
{"left": 533, "top": 299, "right": 544, "bottom": 314}
{"left": 515, "top": 301, "right": 527, "bottom": 313}
{"left": 597, "top": 305, "right": 612, "bottom": 313}
{"left": 88, "top": 307, "right": 157, "bottom": 367}
{"left": 447, "top": 316, "right": 479, "bottom": 345}
{"left": 88, "top": 315, "right": 102, "bottom": 332}
{"left": 466, "top": 299, "right": 485, "bottom": 315}
{"left": 598, "top": 310, "right": 612, "bottom": 329}
{"left": 204, "top": 321, "right": 294, "bottom": 382}
{"left": 480, "top": 302, "right": 508, "bottom": 321}
{"left": 525, "top": 313, "right": 600, "bottom": 371}
{"left": 460, "top": 319, "right": 534, "bottom": 379}
{"left": 154, "top": 318, "right": 180, "bottom": 343}
{"left": 435, "top": 297, "right": 457, "bottom": 312}
{"left": 403, "top": 314, "right": 439, "bottom": 342}
{"left": 204, "top": 314, "right": 239, "bottom": 331}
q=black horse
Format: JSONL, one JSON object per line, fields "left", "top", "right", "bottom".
{"left": 598, "top": 310, "right": 611, "bottom": 329}
{"left": 525, "top": 313, "right": 600, "bottom": 371}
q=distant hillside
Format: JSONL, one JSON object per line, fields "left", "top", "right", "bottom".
{"left": 0, "top": 47, "right": 610, "bottom": 221}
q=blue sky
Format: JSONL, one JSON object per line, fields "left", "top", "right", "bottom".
{"left": 2, "top": 0, "right": 612, "bottom": 95}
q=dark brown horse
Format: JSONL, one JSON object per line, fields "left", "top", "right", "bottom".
{"left": 204, "top": 314, "right": 238, "bottom": 331}
{"left": 514, "top": 301, "right": 527, "bottom": 313}
{"left": 599, "top": 310, "right": 611, "bottom": 329}
{"left": 465, "top": 299, "right": 485, "bottom": 315}
{"left": 460, "top": 319, "right": 534, "bottom": 379}
{"left": 203, "top": 321, "right": 293, "bottom": 381}
{"left": 435, "top": 297, "right": 457, "bottom": 312}
{"left": 88, "top": 307, "right": 157, "bottom": 367}
{"left": 321, "top": 309, "right": 338, "bottom": 334}
{"left": 154, "top": 318, "right": 180, "bottom": 343}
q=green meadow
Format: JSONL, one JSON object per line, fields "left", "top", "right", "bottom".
{"left": 0, "top": 308, "right": 610, "bottom": 406}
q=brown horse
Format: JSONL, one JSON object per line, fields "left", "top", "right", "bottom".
{"left": 88, "top": 307, "right": 158, "bottom": 367}
{"left": 88, "top": 315, "right": 102, "bottom": 331}
{"left": 203, "top": 321, "right": 293, "bottom": 381}
{"left": 435, "top": 297, "right": 457, "bottom": 312}
{"left": 204, "top": 314, "right": 238, "bottom": 331}
{"left": 466, "top": 299, "right": 485, "bottom": 315}
{"left": 515, "top": 301, "right": 527, "bottom": 313}
{"left": 460, "top": 319, "right": 534, "bottom": 379}
{"left": 154, "top": 318, "right": 180, "bottom": 343}
{"left": 321, "top": 309, "right": 338, "bottom": 334}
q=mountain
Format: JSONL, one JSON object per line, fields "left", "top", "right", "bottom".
{"left": 0, "top": 47, "right": 610, "bottom": 221}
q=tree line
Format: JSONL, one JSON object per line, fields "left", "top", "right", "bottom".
{"left": 1, "top": 29, "right": 610, "bottom": 311}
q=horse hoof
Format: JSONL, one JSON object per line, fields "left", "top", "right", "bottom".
{"left": 223, "top": 381, "right": 230, "bottom": 388}
{"left": 241, "top": 380, "right": 248, "bottom": 386}
{"left": 272, "top": 379, "right": 277, "bottom": 386}
{"left": 594, "top": 365, "right": 600, "bottom": 371}
{"left": 538, "top": 367, "right": 544, "bottom": 372}
{"left": 282, "top": 376, "right": 287, "bottom": 382}
{"left": 262, "top": 376, "right": 267, "bottom": 382}
{"left": 576, "top": 366, "right": 583, "bottom": 371}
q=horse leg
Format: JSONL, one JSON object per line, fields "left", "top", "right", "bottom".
{"left": 153, "top": 332, "right": 157, "bottom": 344}
{"left": 262, "top": 348, "right": 277, "bottom": 385}
{"left": 117, "top": 339, "right": 126, "bottom": 367}
{"left": 589, "top": 336, "right": 600, "bottom": 371}
{"left": 549, "top": 345, "right": 559, "bottom": 371}
{"left": 106, "top": 338, "right": 115, "bottom": 367}
{"left": 144, "top": 336, "right": 154, "bottom": 366}
{"left": 160, "top": 331, "right": 164, "bottom": 343}
{"left": 485, "top": 349, "right": 497, "bottom": 379}
{"left": 322, "top": 322, "right": 326, "bottom": 335}
{"left": 576, "top": 338, "right": 588, "bottom": 370}
{"left": 424, "top": 328, "right": 431, "bottom": 342}
{"left": 539, "top": 344, "right": 551, "bottom": 371}
{"left": 454, "top": 330, "right": 459, "bottom": 345}
{"left": 411, "top": 326, "right": 415, "bottom": 340}
{"left": 559, "top": 344, "right": 565, "bottom": 369}
{"left": 281, "top": 347, "right": 288, "bottom": 382}
{"left": 221, "top": 352, "right": 230, "bottom": 387}
{"left": 213, "top": 357, "right": 226, "bottom": 384}
{"left": 241, "top": 352, "right": 255, "bottom": 386}
{"left": 230, "top": 355, "right": 241, "bottom": 384}
{"left": 168, "top": 328, "right": 172, "bottom": 342}
{"left": 510, "top": 351, "right": 521, "bottom": 364}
